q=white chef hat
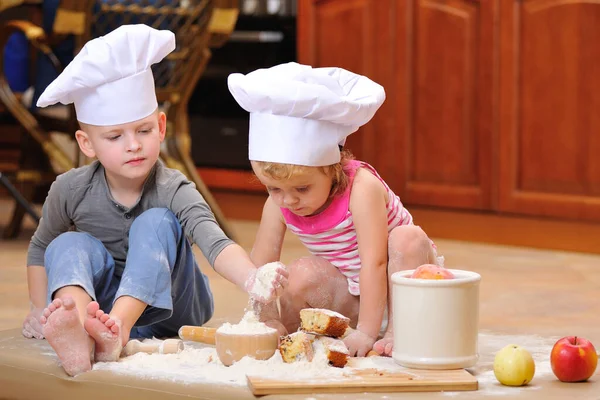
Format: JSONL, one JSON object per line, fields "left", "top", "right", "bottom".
{"left": 227, "top": 62, "right": 385, "bottom": 167}
{"left": 36, "top": 24, "right": 175, "bottom": 126}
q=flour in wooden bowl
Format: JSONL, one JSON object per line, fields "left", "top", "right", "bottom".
{"left": 216, "top": 309, "right": 277, "bottom": 335}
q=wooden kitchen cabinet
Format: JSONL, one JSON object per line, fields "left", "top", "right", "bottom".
{"left": 298, "top": 0, "right": 600, "bottom": 223}
{"left": 299, "top": 0, "right": 496, "bottom": 211}
{"left": 498, "top": 0, "right": 600, "bottom": 221}
{"left": 394, "top": 0, "right": 496, "bottom": 211}
{"left": 298, "top": 0, "right": 396, "bottom": 173}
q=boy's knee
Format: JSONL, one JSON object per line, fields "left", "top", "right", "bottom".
{"left": 47, "top": 232, "right": 95, "bottom": 254}
{"left": 132, "top": 208, "right": 179, "bottom": 233}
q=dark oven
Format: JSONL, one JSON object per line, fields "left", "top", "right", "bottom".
{"left": 189, "top": 0, "right": 297, "bottom": 171}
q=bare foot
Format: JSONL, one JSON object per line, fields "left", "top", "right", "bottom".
{"left": 83, "top": 301, "right": 123, "bottom": 362}
{"left": 41, "top": 296, "right": 92, "bottom": 376}
{"left": 373, "top": 332, "right": 394, "bottom": 357}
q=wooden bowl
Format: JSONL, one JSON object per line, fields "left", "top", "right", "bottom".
{"left": 215, "top": 329, "right": 279, "bottom": 366}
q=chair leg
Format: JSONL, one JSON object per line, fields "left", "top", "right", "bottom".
{"left": 1, "top": 177, "right": 38, "bottom": 239}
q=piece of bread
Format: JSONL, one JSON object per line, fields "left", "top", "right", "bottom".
{"left": 299, "top": 308, "right": 350, "bottom": 338}
{"left": 279, "top": 331, "right": 315, "bottom": 363}
{"left": 316, "top": 336, "right": 349, "bottom": 368}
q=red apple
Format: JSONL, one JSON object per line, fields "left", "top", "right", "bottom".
{"left": 410, "top": 264, "right": 455, "bottom": 280}
{"left": 550, "top": 336, "right": 598, "bottom": 382}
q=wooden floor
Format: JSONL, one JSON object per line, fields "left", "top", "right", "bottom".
{"left": 1, "top": 196, "right": 600, "bottom": 398}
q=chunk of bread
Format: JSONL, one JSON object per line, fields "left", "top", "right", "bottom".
{"left": 279, "top": 331, "right": 315, "bottom": 363}
{"left": 315, "top": 336, "right": 349, "bottom": 368}
{"left": 299, "top": 308, "right": 350, "bottom": 338}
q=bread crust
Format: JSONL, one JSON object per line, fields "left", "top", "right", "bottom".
{"left": 299, "top": 308, "right": 350, "bottom": 338}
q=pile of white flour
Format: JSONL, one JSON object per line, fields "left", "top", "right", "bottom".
{"left": 216, "top": 309, "right": 276, "bottom": 335}
{"left": 94, "top": 337, "right": 348, "bottom": 386}
{"left": 93, "top": 331, "right": 559, "bottom": 394}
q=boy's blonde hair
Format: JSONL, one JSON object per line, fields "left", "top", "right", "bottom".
{"left": 252, "top": 149, "right": 355, "bottom": 197}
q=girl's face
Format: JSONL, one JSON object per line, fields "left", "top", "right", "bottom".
{"left": 253, "top": 164, "right": 334, "bottom": 217}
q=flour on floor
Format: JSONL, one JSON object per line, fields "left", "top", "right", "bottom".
{"left": 444, "top": 331, "right": 558, "bottom": 396}
{"left": 93, "top": 332, "right": 558, "bottom": 393}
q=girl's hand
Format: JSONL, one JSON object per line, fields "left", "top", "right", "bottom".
{"left": 245, "top": 262, "right": 289, "bottom": 303}
{"left": 22, "top": 307, "right": 45, "bottom": 339}
{"left": 343, "top": 328, "right": 377, "bottom": 357}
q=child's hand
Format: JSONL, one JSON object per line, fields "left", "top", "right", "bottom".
{"left": 22, "top": 307, "right": 45, "bottom": 339}
{"left": 343, "top": 328, "right": 377, "bottom": 357}
{"left": 245, "top": 262, "right": 289, "bottom": 303}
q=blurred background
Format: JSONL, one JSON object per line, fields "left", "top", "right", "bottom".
{"left": 1, "top": 0, "right": 600, "bottom": 254}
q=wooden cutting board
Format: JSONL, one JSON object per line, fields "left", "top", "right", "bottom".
{"left": 247, "top": 366, "right": 478, "bottom": 395}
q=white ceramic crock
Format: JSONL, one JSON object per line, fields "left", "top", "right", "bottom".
{"left": 391, "top": 269, "right": 481, "bottom": 370}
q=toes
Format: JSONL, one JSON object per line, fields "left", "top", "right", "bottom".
{"left": 104, "top": 317, "right": 115, "bottom": 327}
{"left": 373, "top": 338, "right": 394, "bottom": 356}
{"left": 42, "top": 308, "right": 51, "bottom": 318}
{"left": 22, "top": 326, "right": 33, "bottom": 338}
{"left": 109, "top": 324, "right": 119, "bottom": 334}
{"left": 384, "top": 342, "right": 394, "bottom": 356}
{"left": 40, "top": 315, "right": 47, "bottom": 324}
{"left": 99, "top": 313, "right": 110, "bottom": 323}
{"left": 61, "top": 296, "right": 75, "bottom": 309}
{"left": 86, "top": 301, "right": 100, "bottom": 317}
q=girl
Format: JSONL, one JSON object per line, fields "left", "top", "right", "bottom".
{"left": 228, "top": 62, "right": 443, "bottom": 357}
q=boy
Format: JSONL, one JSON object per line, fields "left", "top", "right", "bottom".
{"left": 20, "top": 24, "right": 287, "bottom": 376}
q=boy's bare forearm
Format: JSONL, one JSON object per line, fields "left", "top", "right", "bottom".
{"left": 213, "top": 243, "right": 257, "bottom": 292}
{"left": 27, "top": 266, "right": 48, "bottom": 309}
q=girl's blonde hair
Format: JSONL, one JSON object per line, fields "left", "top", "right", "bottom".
{"left": 252, "top": 149, "right": 355, "bottom": 197}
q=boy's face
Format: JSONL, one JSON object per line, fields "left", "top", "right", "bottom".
{"left": 252, "top": 162, "right": 334, "bottom": 217}
{"left": 75, "top": 111, "right": 166, "bottom": 183}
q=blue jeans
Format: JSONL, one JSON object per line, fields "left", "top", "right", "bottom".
{"left": 44, "top": 208, "right": 214, "bottom": 339}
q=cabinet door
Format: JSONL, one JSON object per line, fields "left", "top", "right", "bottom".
{"left": 499, "top": 0, "right": 600, "bottom": 221}
{"left": 297, "top": 0, "right": 395, "bottom": 179}
{"left": 396, "top": 0, "right": 497, "bottom": 210}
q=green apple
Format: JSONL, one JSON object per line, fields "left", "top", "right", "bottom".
{"left": 493, "top": 344, "right": 536, "bottom": 386}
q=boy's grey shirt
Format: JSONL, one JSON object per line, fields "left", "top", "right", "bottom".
{"left": 27, "top": 159, "right": 234, "bottom": 275}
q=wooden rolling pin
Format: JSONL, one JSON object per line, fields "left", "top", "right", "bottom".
{"left": 178, "top": 325, "right": 217, "bottom": 344}
{"left": 122, "top": 338, "right": 184, "bottom": 356}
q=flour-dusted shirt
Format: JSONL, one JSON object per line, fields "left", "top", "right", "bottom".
{"left": 27, "top": 160, "right": 233, "bottom": 276}
{"left": 280, "top": 160, "right": 413, "bottom": 296}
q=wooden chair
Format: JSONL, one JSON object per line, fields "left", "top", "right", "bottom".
{"left": 0, "top": 0, "right": 239, "bottom": 239}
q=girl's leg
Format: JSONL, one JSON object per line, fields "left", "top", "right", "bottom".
{"left": 41, "top": 231, "right": 116, "bottom": 375}
{"left": 373, "top": 224, "right": 437, "bottom": 356}
{"left": 278, "top": 256, "right": 360, "bottom": 333}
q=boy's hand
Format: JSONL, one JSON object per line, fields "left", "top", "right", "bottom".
{"left": 343, "top": 328, "right": 377, "bottom": 357}
{"left": 245, "top": 262, "right": 289, "bottom": 303}
{"left": 22, "top": 307, "right": 45, "bottom": 339}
